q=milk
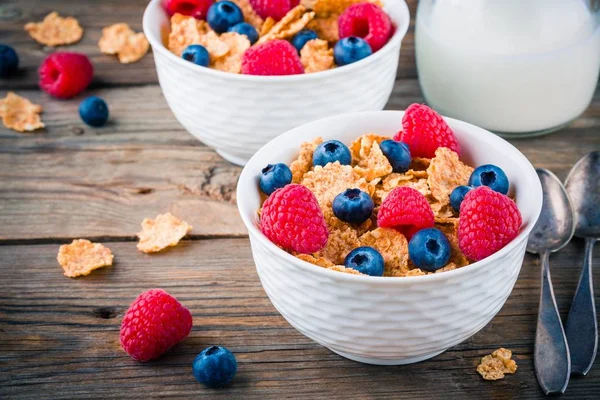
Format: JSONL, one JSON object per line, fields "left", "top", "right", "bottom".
{"left": 416, "top": 0, "right": 600, "bottom": 135}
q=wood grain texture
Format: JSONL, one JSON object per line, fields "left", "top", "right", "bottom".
{"left": 1, "top": 239, "right": 599, "bottom": 399}
{"left": 1, "top": 84, "right": 599, "bottom": 240}
{"left": 0, "top": 0, "right": 418, "bottom": 91}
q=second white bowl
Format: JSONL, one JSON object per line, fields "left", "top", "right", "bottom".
{"left": 143, "top": 0, "right": 411, "bottom": 165}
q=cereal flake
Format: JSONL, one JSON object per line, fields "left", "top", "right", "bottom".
{"left": 427, "top": 147, "right": 473, "bottom": 206}
{"left": 436, "top": 220, "right": 469, "bottom": 267}
{"left": 327, "top": 265, "right": 363, "bottom": 275}
{"left": 137, "top": 212, "right": 193, "bottom": 253}
{"left": 354, "top": 141, "right": 393, "bottom": 181}
{"left": 477, "top": 348, "right": 518, "bottom": 380}
{"left": 257, "top": 5, "right": 315, "bottom": 44}
{"left": 317, "top": 223, "right": 361, "bottom": 264}
{"left": 99, "top": 23, "right": 149, "bottom": 63}
{"left": 301, "top": 161, "right": 371, "bottom": 208}
{"left": 300, "top": 39, "right": 334, "bottom": 73}
{"left": 24, "top": 11, "right": 83, "bottom": 47}
{"left": 290, "top": 137, "right": 323, "bottom": 183}
{"left": 227, "top": 0, "right": 264, "bottom": 30}
{"left": 0, "top": 92, "right": 45, "bottom": 133}
{"left": 57, "top": 239, "right": 113, "bottom": 278}
{"left": 260, "top": 17, "right": 276, "bottom": 36}
{"left": 211, "top": 32, "right": 250, "bottom": 73}
{"left": 167, "top": 14, "right": 210, "bottom": 56}
{"left": 307, "top": 15, "right": 339, "bottom": 43}
{"left": 359, "top": 228, "right": 409, "bottom": 276}
{"left": 295, "top": 253, "right": 335, "bottom": 267}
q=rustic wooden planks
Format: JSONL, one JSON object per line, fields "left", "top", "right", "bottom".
{"left": 1, "top": 239, "right": 599, "bottom": 399}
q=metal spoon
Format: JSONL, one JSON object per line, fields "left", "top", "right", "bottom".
{"left": 564, "top": 151, "right": 600, "bottom": 375}
{"left": 527, "top": 168, "right": 575, "bottom": 395}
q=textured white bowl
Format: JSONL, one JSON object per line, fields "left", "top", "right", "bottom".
{"left": 237, "top": 111, "right": 543, "bottom": 365}
{"left": 143, "top": 0, "right": 410, "bottom": 166}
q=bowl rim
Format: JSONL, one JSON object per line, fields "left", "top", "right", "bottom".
{"left": 237, "top": 110, "right": 543, "bottom": 284}
{"left": 142, "top": 0, "right": 411, "bottom": 83}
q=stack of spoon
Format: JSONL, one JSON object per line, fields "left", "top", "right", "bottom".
{"left": 527, "top": 151, "right": 599, "bottom": 395}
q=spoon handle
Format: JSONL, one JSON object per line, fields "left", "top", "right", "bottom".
{"left": 535, "top": 251, "right": 571, "bottom": 395}
{"left": 565, "top": 238, "right": 598, "bottom": 375}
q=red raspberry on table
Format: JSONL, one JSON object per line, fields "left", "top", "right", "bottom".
{"left": 38, "top": 52, "right": 93, "bottom": 99}
{"left": 338, "top": 3, "right": 393, "bottom": 52}
{"left": 120, "top": 289, "right": 193, "bottom": 362}
{"left": 458, "top": 186, "right": 522, "bottom": 261}
{"left": 377, "top": 186, "right": 434, "bottom": 239}
{"left": 249, "top": 0, "right": 299, "bottom": 21}
{"left": 242, "top": 39, "right": 304, "bottom": 76}
{"left": 260, "top": 184, "right": 328, "bottom": 254}
{"left": 164, "top": 0, "right": 214, "bottom": 20}
{"left": 396, "top": 103, "right": 460, "bottom": 158}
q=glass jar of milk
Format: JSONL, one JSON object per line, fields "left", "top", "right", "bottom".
{"left": 416, "top": 0, "right": 600, "bottom": 137}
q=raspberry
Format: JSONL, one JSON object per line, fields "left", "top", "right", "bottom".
{"left": 164, "top": 0, "right": 214, "bottom": 20}
{"left": 397, "top": 103, "right": 460, "bottom": 158}
{"left": 39, "top": 52, "right": 93, "bottom": 99}
{"left": 120, "top": 289, "right": 192, "bottom": 362}
{"left": 260, "top": 184, "right": 328, "bottom": 253}
{"left": 377, "top": 186, "right": 434, "bottom": 239}
{"left": 338, "top": 3, "right": 393, "bottom": 52}
{"left": 458, "top": 186, "right": 522, "bottom": 261}
{"left": 249, "top": 0, "right": 299, "bottom": 21}
{"left": 242, "top": 39, "right": 304, "bottom": 75}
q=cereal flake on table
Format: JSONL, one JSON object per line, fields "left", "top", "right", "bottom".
{"left": 300, "top": 39, "right": 334, "bottom": 73}
{"left": 477, "top": 348, "right": 518, "bottom": 380}
{"left": 0, "top": 92, "right": 45, "bottom": 133}
{"left": 137, "top": 212, "right": 192, "bottom": 253}
{"left": 57, "top": 239, "right": 113, "bottom": 278}
{"left": 257, "top": 5, "right": 315, "bottom": 44}
{"left": 24, "top": 11, "right": 83, "bottom": 46}
{"left": 99, "top": 23, "right": 150, "bottom": 64}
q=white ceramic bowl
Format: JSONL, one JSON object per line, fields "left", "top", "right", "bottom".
{"left": 237, "top": 111, "right": 543, "bottom": 365}
{"left": 143, "top": 0, "right": 410, "bottom": 166}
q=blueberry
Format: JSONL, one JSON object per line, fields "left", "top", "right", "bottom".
{"left": 408, "top": 228, "right": 451, "bottom": 272}
{"left": 333, "top": 36, "right": 372, "bottom": 66}
{"left": 207, "top": 1, "right": 244, "bottom": 33}
{"left": 193, "top": 345, "right": 237, "bottom": 388}
{"left": 0, "top": 44, "right": 19, "bottom": 77}
{"left": 469, "top": 164, "right": 509, "bottom": 195}
{"left": 228, "top": 22, "right": 259, "bottom": 45}
{"left": 291, "top": 29, "right": 318, "bottom": 53}
{"left": 332, "top": 188, "right": 373, "bottom": 224}
{"left": 380, "top": 140, "right": 411, "bottom": 173}
{"left": 78, "top": 96, "right": 109, "bottom": 127}
{"left": 259, "top": 163, "right": 292, "bottom": 195}
{"left": 313, "top": 140, "right": 352, "bottom": 167}
{"left": 182, "top": 44, "right": 210, "bottom": 67}
{"left": 449, "top": 185, "right": 473, "bottom": 212}
{"left": 344, "top": 246, "right": 384, "bottom": 276}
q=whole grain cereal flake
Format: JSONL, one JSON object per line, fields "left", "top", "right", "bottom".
{"left": 300, "top": 39, "right": 334, "bottom": 73}
{"left": 99, "top": 23, "right": 149, "bottom": 63}
{"left": 477, "top": 348, "right": 518, "bottom": 380}
{"left": 257, "top": 5, "right": 315, "bottom": 44}
{"left": 24, "top": 11, "right": 83, "bottom": 46}
{"left": 57, "top": 239, "right": 113, "bottom": 278}
{"left": 0, "top": 92, "right": 45, "bottom": 133}
{"left": 137, "top": 212, "right": 192, "bottom": 253}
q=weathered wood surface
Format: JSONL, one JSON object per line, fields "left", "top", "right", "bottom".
{"left": 1, "top": 240, "right": 599, "bottom": 399}
{"left": 1, "top": 0, "right": 600, "bottom": 398}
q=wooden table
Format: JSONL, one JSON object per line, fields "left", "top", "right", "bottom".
{"left": 1, "top": 1, "right": 599, "bottom": 398}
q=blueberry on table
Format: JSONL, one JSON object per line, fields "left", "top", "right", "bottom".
{"left": 182, "top": 44, "right": 210, "bottom": 67}
{"left": 450, "top": 185, "right": 473, "bottom": 212}
{"left": 228, "top": 22, "right": 259, "bottom": 45}
{"left": 469, "top": 164, "right": 509, "bottom": 195}
{"left": 408, "top": 228, "right": 451, "bottom": 272}
{"left": 79, "top": 96, "right": 109, "bottom": 127}
{"left": 291, "top": 29, "right": 318, "bottom": 53}
{"left": 380, "top": 140, "right": 411, "bottom": 173}
{"left": 0, "top": 44, "right": 19, "bottom": 77}
{"left": 344, "top": 246, "right": 384, "bottom": 276}
{"left": 193, "top": 345, "right": 238, "bottom": 388}
{"left": 333, "top": 188, "right": 374, "bottom": 224}
{"left": 259, "top": 163, "right": 292, "bottom": 195}
{"left": 334, "top": 36, "right": 372, "bottom": 66}
{"left": 313, "top": 140, "right": 352, "bottom": 167}
{"left": 207, "top": 1, "right": 244, "bottom": 33}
